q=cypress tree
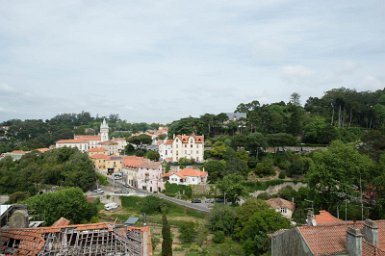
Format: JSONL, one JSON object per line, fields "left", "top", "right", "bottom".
{"left": 161, "top": 213, "right": 172, "bottom": 256}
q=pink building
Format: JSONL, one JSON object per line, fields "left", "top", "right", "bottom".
{"left": 122, "top": 156, "right": 164, "bottom": 193}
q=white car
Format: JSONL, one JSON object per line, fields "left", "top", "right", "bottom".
{"left": 104, "top": 202, "right": 119, "bottom": 211}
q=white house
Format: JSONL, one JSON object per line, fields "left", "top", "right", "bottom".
{"left": 266, "top": 198, "right": 295, "bottom": 219}
{"left": 163, "top": 168, "right": 207, "bottom": 186}
{"left": 158, "top": 134, "right": 204, "bottom": 163}
{"left": 158, "top": 140, "right": 173, "bottom": 161}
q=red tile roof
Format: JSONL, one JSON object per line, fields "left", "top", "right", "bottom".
{"left": 35, "top": 148, "right": 49, "bottom": 153}
{"left": 267, "top": 198, "right": 295, "bottom": 211}
{"left": 11, "top": 150, "right": 29, "bottom": 154}
{"left": 297, "top": 220, "right": 385, "bottom": 255}
{"left": 0, "top": 222, "right": 152, "bottom": 255}
{"left": 122, "top": 156, "right": 161, "bottom": 169}
{"left": 56, "top": 139, "right": 88, "bottom": 144}
{"left": 163, "top": 168, "right": 207, "bottom": 179}
{"left": 100, "top": 141, "right": 118, "bottom": 145}
{"left": 315, "top": 210, "right": 344, "bottom": 225}
{"left": 51, "top": 217, "right": 70, "bottom": 227}
{"left": 175, "top": 134, "right": 204, "bottom": 144}
{"left": 88, "top": 147, "right": 106, "bottom": 152}
{"left": 90, "top": 154, "right": 110, "bottom": 160}
{"left": 74, "top": 135, "right": 101, "bottom": 141}
{"left": 299, "top": 222, "right": 364, "bottom": 255}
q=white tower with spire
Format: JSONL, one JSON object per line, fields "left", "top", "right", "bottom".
{"left": 100, "top": 119, "right": 109, "bottom": 142}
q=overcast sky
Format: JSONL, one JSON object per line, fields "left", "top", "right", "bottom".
{"left": 0, "top": 0, "right": 384, "bottom": 123}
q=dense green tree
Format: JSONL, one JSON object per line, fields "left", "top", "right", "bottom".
{"left": 235, "top": 199, "right": 291, "bottom": 255}
{"left": 146, "top": 150, "right": 160, "bottom": 161}
{"left": 161, "top": 213, "right": 173, "bottom": 256}
{"left": 306, "top": 141, "right": 374, "bottom": 212}
{"left": 178, "top": 222, "right": 197, "bottom": 244}
{"left": 0, "top": 148, "right": 96, "bottom": 194}
{"left": 217, "top": 174, "right": 246, "bottom": 205}
{"left": 208, "top": 204, "right": 237, "bottom": 235}
{"left": 128, "top": 134, "right": 152, "bottom": 145}
{"left": 24, "top": 187, "right": 97, "bottom": 225}
{"left": 255, "top": 158, "right": 275, "bottom": 177}
{"left": 203, "top": 160, "right": 226, "bottom": 182}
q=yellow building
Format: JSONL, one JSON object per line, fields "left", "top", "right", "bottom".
{"left": 89, "top": 154, "right": 109, "bottom": 172}
{"left": 88, "top": 147, "right": 107, "bottom": 157}
{"left": 105, "top": 156, "right": 123, "bottom": 174}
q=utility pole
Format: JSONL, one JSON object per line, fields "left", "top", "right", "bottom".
{"left": 360, "top": 173, "right": 364, "bottom": 221}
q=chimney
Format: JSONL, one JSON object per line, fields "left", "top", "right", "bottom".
{"left": 363, "top": 219, "right": 378, "bottom": 246}
{"left": 346, "top": 227, "right": 363, "bottom": 256}
{"left": 306, "top": 210, "right": 317, "bottom": 226}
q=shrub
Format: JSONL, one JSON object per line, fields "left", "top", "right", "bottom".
{"left": 278, "top": 170, "right": 286, "bottom": 179}
{"left": 257, "top": 192, "right": 270, "bottom": 200}
{"left": 178, "top": 222, "right": 197, "bottom": 244}
{"left": 164, "top": 182, "right": 192, "bottom": 198}
{"left": 213, "top": 231, "right": 225, "bottom": 243}
{"left": 8, "top": 191, "right": 31, "bottom": 203}
{"left": 140, "top": 196, "right": 165, "bottom": 214}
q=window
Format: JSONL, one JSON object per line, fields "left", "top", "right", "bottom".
{"left": 185, "top": 144, "right": 187, "bottom": 148}
{"left": 280, "top": 208, "right": 287, "bottom": 213}
{"left": 190, "top": 144, "right": 193, "bottom": 148}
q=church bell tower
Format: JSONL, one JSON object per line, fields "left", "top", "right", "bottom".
{"left": 100, "top": 119, "right": 109, "bottom": 142}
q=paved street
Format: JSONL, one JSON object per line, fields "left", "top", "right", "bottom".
{"left": 97, "top": 171, "right": 211, "bottom": 213}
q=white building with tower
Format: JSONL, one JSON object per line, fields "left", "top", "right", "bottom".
{"left": 56, "top": 119, "right": 125, "bottom": 154}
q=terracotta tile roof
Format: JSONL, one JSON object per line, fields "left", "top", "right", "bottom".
{"left": 163, "top": 168, "right": 207, "bottom": 179}
{"left": 11, "top": 150, "right": 29, "bottom": 154}
{"left": 122, "top": 156, "right": 160, "bottom": 169}
{"left": 35, "top": 148, "right": 49, "bottom": 153}
{"left": 0, "top": 228, "right": 46, "bottom": 255}
{"left": 266, "top": 198, "right": 295, "bottom": 211}
{"left": 51, "top": 217, "right": 70, "bottom": 227}
{"left": 162, "top": 140, "right": 173, "bottom": 145}
{"left": 57, "top": 135, "right": 101, "bottom": 144}
{"left": 179, "top": 168, "right": 207, "bottom": 177}
{"left": 74, "top": 135, "right": 101, "bottom": 141}
{"left": 90, "top": 154, "right": 110, "bottom": 160}
{"left": 56, "top": 139, "right": 88, "bottom": 144}
{"left": 100, "top": 140, "right": 118, "bottom": 145}
{"left": 363, "top": 241, "right": 385, "bottom": 256}
{"left": 1, "top": 222, "right": 153, "bottom": 255}
{"left": 123, "top": 156, "right": 146, "bottom": 168}
{"left": 298, "top": 222, "right": 364, "bottom": 255}
{"left": 377, "top": 220, "right": 385, "bottom": 250}
{"left": 315, "top": 210, "right": 344, "bottom": 225}
{"left": 88, "top": 147, "right": 106, "bottom": 152}
{"left": 175, "top": 134, "right": 204, "bottom": 144}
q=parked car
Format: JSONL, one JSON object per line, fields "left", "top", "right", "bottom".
{"left": 93, "top": 188, "right": 104, "bottom": 194}
{"left": 214, "top": 198, "right": 225, "bottom": 203}
{"left": 113, "top": 173, "right": 122, "bottom": 180}
{"left": 205, "top": 198, "right": 215, "bottom": 203}
{"left": 104, "top": 202, "right": 118, "bottom": 211}
{"left": 191, "top": 198, "right": 202, "bottom": 203}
